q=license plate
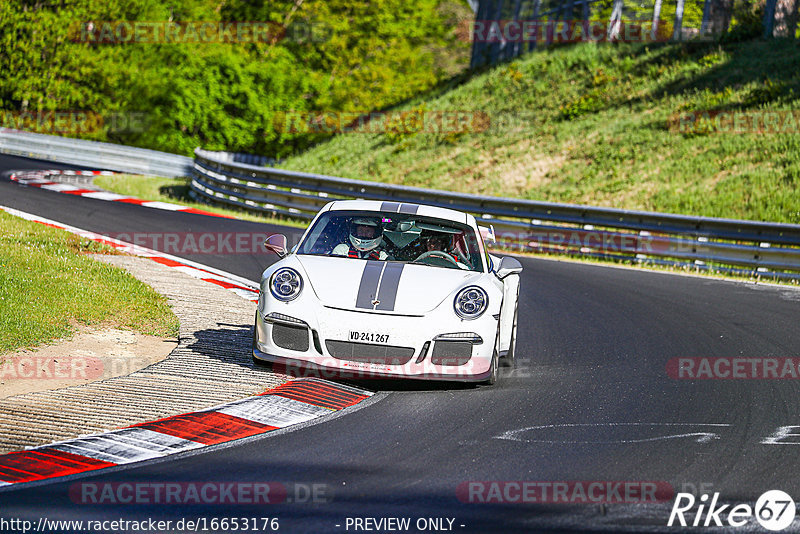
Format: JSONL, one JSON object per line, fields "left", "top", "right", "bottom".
{"left": 349, "top": 331, "right": 389, "bottom": 344}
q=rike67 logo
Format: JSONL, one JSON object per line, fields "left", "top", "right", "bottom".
{"left": 668, "top": 490, "right": 796, "bottom": 531}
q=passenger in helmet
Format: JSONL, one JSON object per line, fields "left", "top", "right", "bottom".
{"left": 424, "top": 233, "right": 460, "bottom": 262}
{"left": 332, "top": 217, "right": 389, "bottom": 260}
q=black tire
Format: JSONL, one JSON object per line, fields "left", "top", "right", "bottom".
{"left": 253, "top": 355, "right": 272, "bottom": 367}
{"left": 501, "top": 300, "right": 518, "bottom": 368}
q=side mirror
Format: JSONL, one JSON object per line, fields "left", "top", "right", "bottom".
{"left": 495, "top": 256, "right": 522, "bottom": 279}
{"left": 263, "top": 234, "right": 288, "bottom": 257}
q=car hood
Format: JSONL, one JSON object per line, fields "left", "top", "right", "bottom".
{"left": 296, "top": 255, "right": 482, "bottom": 315}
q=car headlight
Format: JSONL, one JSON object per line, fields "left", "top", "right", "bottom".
{"left": 454, "top": 286, "right": 488, "bottom": 320}
{"left": 270, "top": 268, "right": 303, "bottom": 301}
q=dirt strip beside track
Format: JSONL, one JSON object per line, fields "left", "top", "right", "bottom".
{"left": 0, "top": 254, "right": 287, "bottom": 453}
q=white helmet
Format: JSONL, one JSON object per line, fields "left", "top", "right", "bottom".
{"left": 349, "top": 218, "right": 383, "bottom": 252}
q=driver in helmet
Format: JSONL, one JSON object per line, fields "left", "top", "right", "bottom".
{"left": 424, "top": 233, "right": 460, "bottom": 262}
{"left": 332, "top": 217, "right": 389, "bottom": 260}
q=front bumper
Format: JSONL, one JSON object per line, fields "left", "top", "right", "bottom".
{"left": 253, "top": 347, "right": 494, "bottom": 382}
{"left": 253, "top": 303, "right": 498, "bottom": 382}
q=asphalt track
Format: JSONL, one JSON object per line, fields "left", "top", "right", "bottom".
{"left": 2, "top": 153, "right": 800, "bottom": 532}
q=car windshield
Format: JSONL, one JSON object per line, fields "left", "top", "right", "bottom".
{"left": 297, "top": 210, "right": 484, "bottom": 272}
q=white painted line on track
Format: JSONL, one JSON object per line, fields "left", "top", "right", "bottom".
{"left": 218, "top": 396, "right": 332, "bottom": 427}
{"left": 52, "top": 429, "right": 202, "bottom": 464}
{"left": 80, "top": 191, "right": 129, "bottom": 201}
{"left": 40, "top": 183, "right": 81, "bottom": 192}
{"left": 140, "top": 201, "right": 188, "bottom": 211}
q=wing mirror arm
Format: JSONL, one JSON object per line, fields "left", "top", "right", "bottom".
{"left": 263, "top": 234, "right": 288, "bottom": 258}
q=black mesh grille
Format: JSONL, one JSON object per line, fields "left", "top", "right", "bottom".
{"left": 272, "top": 323, "right": 310, "bottom": 352}
{"left": 430, "top": 340, "right": 473, "bottom": 366}
{"left": 325, "top": 340, "right": 415, "bottom": 365}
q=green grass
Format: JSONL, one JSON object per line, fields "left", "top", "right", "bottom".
{"left": 94, "top": 174, "right": 306, "bottom": 228}
{"left": 279, "top": 39, "right": 800, "bottom": 224}
{"left": 0, "top": 211, "right": 180, "bottom": 354}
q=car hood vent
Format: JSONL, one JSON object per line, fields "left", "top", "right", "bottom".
{"left": 296, "top": 255, "right": 480, "bottom": 315}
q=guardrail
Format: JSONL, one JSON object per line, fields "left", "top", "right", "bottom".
{"left": 2, "top": 129, "right": 798, "bottom": 280}
{"left": 0, "top": 129, "right": 192, "bottom": 178}
{"left": 192, "top": 148, "right": 800, "bottom": 281}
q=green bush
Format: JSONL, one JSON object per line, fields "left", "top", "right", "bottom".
{"left": 0, "top": 0, "right": 472, "bottom": 158}
{"left": 559, "top": 90, "right": 607, "bottom": 120}
{"left": 724, "top": 0, "right": 766, "bottom": 42}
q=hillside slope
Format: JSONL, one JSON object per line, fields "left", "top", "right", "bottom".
{"left": 280, "top": 39, "right": 800, "bottom": 223}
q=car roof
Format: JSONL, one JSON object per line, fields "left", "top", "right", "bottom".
{"left": 324, "top": 199, "right": 472, "bottom": 226}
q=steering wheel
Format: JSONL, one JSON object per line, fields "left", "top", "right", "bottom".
{"left": 413, "top": 250, "right": 459, "bottom": 266}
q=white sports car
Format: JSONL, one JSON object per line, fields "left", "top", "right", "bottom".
{"left": 253, "top": 200, "right": 522, "bottom": 384}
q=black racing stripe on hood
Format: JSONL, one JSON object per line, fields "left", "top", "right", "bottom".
{"left": 399, "top": 203, "right": 419, "bottom": 214}
{"left": 375, "top": 262, "right": 404, "bottom": 311}
{"left": 380, "top": 201, "right": 401, "bottom": 212}
{"left": 355, "top": 261, "right": 384, "bottom": 309}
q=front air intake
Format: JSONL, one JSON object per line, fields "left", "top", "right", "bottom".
{"left": 325, "top": 340, "right": 415, "bottom": 365}
{"left": 271, "top": 323, "right": 310, "bottom": 352}
{"left": 430, "top": 340, "right": 473, "bottom": 366}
